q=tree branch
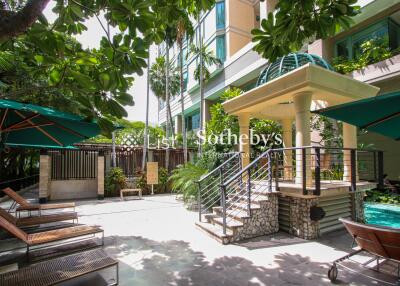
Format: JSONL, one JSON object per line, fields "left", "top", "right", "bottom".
{"left": 0, "top": 0, "right": 50, "bottom": 42}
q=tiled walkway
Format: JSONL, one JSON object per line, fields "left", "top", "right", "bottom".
{"left": 0, "top": 190, "right": 395, "bottom": 285}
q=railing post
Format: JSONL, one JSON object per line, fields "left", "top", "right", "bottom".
{"left": 377, "top": 151, "right": 384, "bottom": 190}
{"left": 350, "top": 149, "right": 356, "bottom": 192}
{"left": 247, "top": 168, "right": 251, "bottom": 216}
{"left": 268, "top": 152, "right": 273, "bottom": 192}
{"left": 274, "top": 153, "right": 279, "bottom": 191}
{"left": 221, "top": 185, "right": 227, "bottom": 235}
{"left": 314, "top": 147, "right": 321, "bottom": 196}
{"left": 197, "top": 181, "right": 202, "bottom": 221}
{"left": 373, "top": 151, "right": 377, "bottom": 182}
{"left": 302, "top": 148, "right": 307, "bottom": 195}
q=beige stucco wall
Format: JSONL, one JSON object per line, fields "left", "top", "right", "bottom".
{"left": 226, "top": 0, "right": 255, "bottom": 58}
{"left": 50, "top": 179, "right": 98, "bottom": 200}
{"left": 358, "top": 132, "right": 400, "bottom": 180}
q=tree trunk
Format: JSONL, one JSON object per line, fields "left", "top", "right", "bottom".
{"left": 165, "top": 43, "right": 170, "bottom": 171}
{"left": 142, "top": 54, "right": 151, "bottom": 171}
{"left": 0, "top": 0, "right": 51, "bottom": 42}
{"left": 179, "top": 43, "right": 188, "bottom": 164}
{"left": 198, "top": 13, "right": 204, "bottom": 155}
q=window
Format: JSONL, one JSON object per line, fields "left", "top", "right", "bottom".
{"left": 191, "top": 113, "right": 200, "bottom": 130}
{"left": 335, "top": 18, "right": 400, "bottom": 60}
{"left": 216, "top": 35, "right": 226, "bottom": 62}
{"left": 177, "top": 47, "right": 188, "bottom": 67}
{"left": 183, "top": 71, "right": 188, "bottom": 92}
{"left": 216, "top": 1, "right": 225, "bottom": 30}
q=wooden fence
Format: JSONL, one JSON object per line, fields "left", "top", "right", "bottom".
{"left": 49, "top": 150, "right": 98, "bottom": 180}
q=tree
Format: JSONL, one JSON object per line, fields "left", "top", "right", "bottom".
{"left": 190, "top": 43, "right": 222, "bottom": 153}
{"left": 176, "top": 17, "right": 193, "bottom": 164}
{"left": 251, "top": 0, "right": 360, "bottom": 61}
{"left": 149, "top": 56, "right": 180, "bottom": 132}
{"left": 0, "top": 0, "right": 215, "bottom": 134}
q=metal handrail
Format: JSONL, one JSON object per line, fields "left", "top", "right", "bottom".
{"left": 197, "top": 152, "right": 241, "bottom": 183}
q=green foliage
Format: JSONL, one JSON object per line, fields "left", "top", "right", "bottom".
{"left": 190, "top": 43, "right": 222, "bottom": 83}
{"left": 149, "top": 56, "right": 180, "bottom": 101}
{"left": 333, "top": 38, "right": 398, "bottom": 74}
{"left": 312, "top": 115, "right": 343, "bottom": 148}
{"left": 251, "top": 0, "right": 360, "bottom": 61}
{"left": 206, "top": 87, "right": 282, "bottom": 155}
{"left": 366, "top": 189, "right": 400, "bottom": 205}
{"left": 136, "top": 167, "right": 170, "bottom": 194}
{"left": 169, "top": 163, "right": 208, "bottom": 202}
{"left": 88, "top": 119, "right": 165, "bottom": 146}
{"left": 105, "top": 167, "right": 127, "bottom": 197}
{"left": 0, "top": 0, "right": 216, "bottom": 134}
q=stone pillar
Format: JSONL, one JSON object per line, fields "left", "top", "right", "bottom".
{"left": 174, "top": 115, "right": 182, "bottom": 135}
{"left": 281, "top": 119, "right": 293, "bottom": 180}
{"left": 97, "top": 153, "right": 105, "bottom": 200}
{"left": 39, "top": 151, "right": 51, "bottom": 203}
{"left": 238, "top": 113, "right": 250, "bottom": 168}
{"left": 202, "top": 99, "right": 212, "bottom": 129}
{"left": 343, "top": 123, "right": 358, "bottom": 182}
{"left": 293, "top": 92, "right": 312, "bottom": 186}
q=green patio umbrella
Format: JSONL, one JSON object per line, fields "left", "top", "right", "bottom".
{"left": 0, "top": 99, "right": 102, "bottom": 149}
{"left": 313, "top": 92, "right": 400, "bottom": 140}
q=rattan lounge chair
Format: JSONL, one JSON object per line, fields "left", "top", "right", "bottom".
{"left": 0, "top": 215, "right": 103, "bottom": 255}
{"left": 328, "top": 218, "right": 400, "bottom": 284}
{"left": 0, "top": 207, "right": 78, "bottom": 227}
{"left": 2, "top": 187, "right": 75, "bottom": 214}
{"left": 0, "top": 248, "right": 118, "bottom": 286}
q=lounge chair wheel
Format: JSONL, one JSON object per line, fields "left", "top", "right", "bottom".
{"left": 328, "top": 264, "right": 338, "bottom": 282}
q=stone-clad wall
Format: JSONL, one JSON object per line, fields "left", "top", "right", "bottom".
{"left": 229, "top": 193, "right": 279, "bottom": 242}
{"left": 350, "top": 190, "right": 366, "bottom": 223}
{"left": 286, "top": 196, "right": 319, "bottom": 240}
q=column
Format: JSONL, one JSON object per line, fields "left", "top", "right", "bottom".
{"left": 39, "top": 150, "right": 51, "bottom": 203}
{"left": 174, "top": 115, "right": 182, "bottom": 135}
{"left": 343, "top": 123, "right": 358, "bottom": 182}
{"left": 281, "top": 119, "right": 293, "bottom": 180}
{"left": 293, "top": 92, "right": 312, "bottom": 186}
{"left": 238, "top": 113, "right": 250, "bottom": 168}
{"left": 97, "top": 152, "right": 105, "bottom": 200}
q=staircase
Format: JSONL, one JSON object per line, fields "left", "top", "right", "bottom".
{"left": 195, "top": 150, "right": 279, "bottom": 244}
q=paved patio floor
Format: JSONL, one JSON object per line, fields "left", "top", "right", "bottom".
{"left": 0, "top": 191, "right": 395, "bottom": 285}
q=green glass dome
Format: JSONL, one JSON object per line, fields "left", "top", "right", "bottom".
{"left": 256, "top": 53, "right": 333, "bottom": 87}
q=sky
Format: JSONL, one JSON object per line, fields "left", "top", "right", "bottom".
{"left": 43, "top": 3, "right": 159, "bottom": 126}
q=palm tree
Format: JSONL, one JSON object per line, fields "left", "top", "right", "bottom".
{"left": 149, "top": 56, "right": 180, "bottom": 133}
{"left": 190, "top": 43, "right": 222, "bottom": 153}
{"left": 176, "top": 17, "right": 193, "bottom": 164}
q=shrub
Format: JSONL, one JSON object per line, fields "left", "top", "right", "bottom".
{"left": 365, "top": 189, "right": 400, "bottom": 205}
{"left": 169, "top": 163, "right": 208, "bottom": 202}
{"left": 105, "top": 167, "right": 127, "bottom": 197}
{"left": 136, "top": 167, "right": 170, "bottom": 194}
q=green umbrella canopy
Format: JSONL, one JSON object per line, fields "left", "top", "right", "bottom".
{"left": 313, "top": 92, "right": 400, "bottom": 140}
{"left": 0, "top": 99, "right": 102, "bottom": 149}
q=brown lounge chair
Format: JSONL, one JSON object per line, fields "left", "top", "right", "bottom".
{"left": 328, "top": 218, "right": 400, "bottom": 284}
{"left": 2, "top": 187, "right": 75, "bottom": 214}
{"left": 0, "top": 215, "right": 103, "bottom": 254}
{"left": 0, "top": 207, "right": 78, "bottom": 227}
{"left": 0, "top": 249, "right": 119, "bottom": 286}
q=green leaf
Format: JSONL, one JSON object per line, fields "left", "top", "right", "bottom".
{"left": 99, "top": 73, "right": 111, "bottom": 89}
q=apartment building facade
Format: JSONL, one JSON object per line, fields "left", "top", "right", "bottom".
{"left": 158, "top": 0, "right": 400, "bottom": 178}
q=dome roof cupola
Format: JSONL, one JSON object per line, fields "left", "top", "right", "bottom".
{"left": 256, "top": 53, "right": 333, "bottom": 87}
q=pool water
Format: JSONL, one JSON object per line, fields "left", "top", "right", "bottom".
{"left": 364, "top": 203, "right": 400, "bottom": 228}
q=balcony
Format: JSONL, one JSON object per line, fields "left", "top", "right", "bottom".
{"left": 349, "top": 53, "right": 400, "bottom": 84}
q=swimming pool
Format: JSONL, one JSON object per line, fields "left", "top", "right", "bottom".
{"left": 364, "top": 203, "right": 400, "bottom": 228}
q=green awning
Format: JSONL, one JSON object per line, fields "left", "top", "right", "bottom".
{"left": 313, "top": 92, "right": 400, "bottom": 140}
{"left": 0, "top": 99, "right": 102, "bottom": 149}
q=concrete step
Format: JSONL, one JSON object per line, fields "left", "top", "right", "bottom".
{"left": 226, "top": 201, "right": 261, "bottom": 212}
{"left": 211, "top": 216, "right": 244, "bottom": 230}
{"left": 195, "top": 221, "right": 233, "bottom": 244}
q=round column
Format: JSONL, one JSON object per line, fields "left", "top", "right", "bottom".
{"left": 281, "top": 119, "right": 293, "bottom": 180}
{"left": 293, "top": 92, "right": 312, "bottom": 186}
{"left": 343, "top": 123, "right": 358, "bottom": 182}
